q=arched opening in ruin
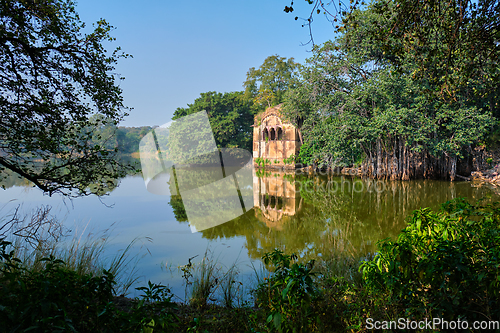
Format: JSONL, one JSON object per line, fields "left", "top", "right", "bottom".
{"left": 270, "top": 196, "right": 276, "bottom": 209}
{"left": 262, "top": 194, "right": 270, "bottom": 207}
{"left": 277, "top": 127, "right": 283, "bottom": 140}
{"left": 276, "top": 197, "right": 283, "bottom": 210}
{"left": 270, "top": 128, "right": 276, "bottom": 140}
{"left": 263, "top": 128, "right": 269, "bottom": 140}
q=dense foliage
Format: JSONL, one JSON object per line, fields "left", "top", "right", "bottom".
{"left": 243, "top": 55, "right": 300, "bottom": 111}
{"left": 361, "top": 198, "right": 500, "bottom": 321}
{"left": 286, "top": 0, "right": 499, "bottom": 108}
{"left": 282, "top": 0, "right": 497, "bottom": 180}
{"left": 255, "top": 249, "right": 319, "bottom": 332}
{"left": 0, "top": 0, "right": 131, "bottom": 196}
{"left": 172, "top": 91, "right": 254, "bottom": 151}
{"left": 360, "top": 0, "right": 500, "bottom": 110}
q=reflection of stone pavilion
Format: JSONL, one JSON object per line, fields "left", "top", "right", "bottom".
{"left": 253, "top": 105, "right": 301, "bottom": 168}
{"left": 253, "top": 171, "right": 302, "bottom": 230}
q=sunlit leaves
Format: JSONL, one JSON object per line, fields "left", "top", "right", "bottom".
{"left": 283, "top": 1, "right": 495, "bottom": 171}
{"left": 243, "top": 55, "right": 299, "bottom": 112}
{"left": 0, "top": 0, "right": 131, "bottom": 196}
{"left": 361, "top": 198, "right": 500, "bottom": 320}
{"left": 172, "top": 91, "right": 254, "bottom": 151}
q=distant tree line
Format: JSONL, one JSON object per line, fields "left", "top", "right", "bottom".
{"left": 89, "top": 115, "right": 152, "bottom": 155}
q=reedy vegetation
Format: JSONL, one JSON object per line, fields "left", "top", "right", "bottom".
{"left": 2, "top": 198, "right": 500, "bottom": 332}
{"left": 0, "top": 205, "right": 177, "bottom": 332}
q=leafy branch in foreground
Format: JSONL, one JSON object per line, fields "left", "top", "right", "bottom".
{"left": 0, "top": 0, "right": 132, "bottom": 197}
{"left": 255, "top": 249, "right": 319, "bottom": 332}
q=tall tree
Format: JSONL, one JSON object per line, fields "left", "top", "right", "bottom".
{"left": 0, "top": 0, "right": 131, "bottom": 197}
{"left": 285, "top": 0, "right": 500, "bottom": 113}
{"left": 243, "top": 55, "right": 299, "bottom": 111}
{"left": 283, "top": 2, "right": 494, "bottom": 180}
{"left": 368, "top": 0, "right": 499, "bottom": 109}
{"left": 173, "top": 91, "right": 254, "bottom": 151}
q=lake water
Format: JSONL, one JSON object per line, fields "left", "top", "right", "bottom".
{"left": 1, "top": 167, "right": 499, "bottom": 301}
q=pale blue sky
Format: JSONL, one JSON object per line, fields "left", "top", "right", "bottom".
{"left": 76, "top": 1, "right": 337, "bottom": 127}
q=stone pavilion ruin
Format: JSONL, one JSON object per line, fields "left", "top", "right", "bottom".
{"left": 252, "top": 105, "right": 301, "bottom": 168}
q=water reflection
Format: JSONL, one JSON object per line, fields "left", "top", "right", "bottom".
{"left": 4, "top": 158, "right": 500, "bottom": 266}
{"left": 0, "top": 154, "right": 141, "bottom": 195}
{"left": 198, "top": 171, "right": 500, "bottom": 263}
{"left": 253, "top": 171, "right": 302, "bottom": 230}
{"left": 3, "top": 162, "right": 500, "bottom": 297}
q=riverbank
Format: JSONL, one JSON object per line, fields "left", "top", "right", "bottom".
{"left": 2, "top": 197, "right": 499, "bottom": 332}
{"left": 467, "top": 147, "right": 500, "bottom": 195}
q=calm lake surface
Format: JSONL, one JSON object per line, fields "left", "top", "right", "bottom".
{"left": 1, "top": 167, "right": 499, "bottom": 300}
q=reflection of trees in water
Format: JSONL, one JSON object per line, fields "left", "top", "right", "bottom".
{"left": 1, "top": 166, "right": 121, "bottom": 196}
{"left": 0, "top": 169, "right": 32, "bottom": 190}
{"left": 199, "top": 174, "right": 500, "bottom": 264}
{"left": 169, "top": 195, "right": 187, "bottom": 222}
{"left": 8, "top": 160, "right": 498, "bottom": 264}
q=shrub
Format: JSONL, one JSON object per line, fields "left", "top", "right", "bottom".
{"left": 254, "top": 249, "right": 319, "bottom": 332}
{"left": 0, "top": 241, "right": 117, "bottom": 332}
{"left": 360, "top": 198, "right": 500, "bottom": 321}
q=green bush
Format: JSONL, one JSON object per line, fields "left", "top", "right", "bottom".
{"left": 255, "top": 157, "right": 266, "bottom": 168}
{"left": 0, "top": 241, "right": 117, "bottom": 331}
{"left": 0, "top": 240, "right": 178, "bottom": 332}
{"left": 255, "top": 249, "right": 319, "bottom": 332}
{"left": 283, "top": 155, "right": 295, "bottom": 165}
{"left": 360, "top": 198, "right": 500, "bottom": 321}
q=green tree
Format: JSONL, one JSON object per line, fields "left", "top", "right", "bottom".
{"left": 364, "top": 0, "right": 500, "bottom": 111}
{"left": 0, "top": 0, "right": 131, "bottom": 197}
{"left": 243, "top": 55, "right": 299, "bottom": 111}
{"left": 285, "top": 0, "right": 500, "bottom": 114}
{"left": 115, "top": 126, "right": 151, "bottom": 154}
{"left": 284, "top": 2, "right": 494, "bottom": 179}
{"left": 173, "top": 91, "right": 254, "bottom": 151}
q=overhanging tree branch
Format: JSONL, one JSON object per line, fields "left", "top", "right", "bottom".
{"left": 0, "top": 0, "right": 132, "bottom": 197}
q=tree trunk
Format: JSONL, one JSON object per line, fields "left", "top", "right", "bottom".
{"left": 376, "top": 140, "right": 382, "bottom": 179}
{"left": 402, "top": 144, "right": 409, "bottom": 180}
{"left": 423, "top": 150, "right": 427, "bottom": 178}
{"left": 450, "top": 155, "right": 457, "bottom": 181}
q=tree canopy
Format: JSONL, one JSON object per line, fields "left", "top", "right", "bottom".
{"left": 285, "top": 0, "right": 500, "bottom": 109}
{"left": 282, "top": 0, "right": 495, "bottom": 180}
{"left": 172, "top": 91, "right": 254, "bottom": 151}
{"left": 243, "top": 55, "right": 299, "bottom": 111}
{"left": 0, "top": 0, "right": 130, "bottom": 196}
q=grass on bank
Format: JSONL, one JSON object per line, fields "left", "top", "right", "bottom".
{"left": 3, "top": 204, "right": 147, "bottom": 295}
{"left": 2, "top": 197, "right": 500, "bottom": 332}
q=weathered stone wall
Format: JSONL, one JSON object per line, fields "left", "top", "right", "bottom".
{"left": 253, "top": 105, "right": 301, "bottom": 168}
